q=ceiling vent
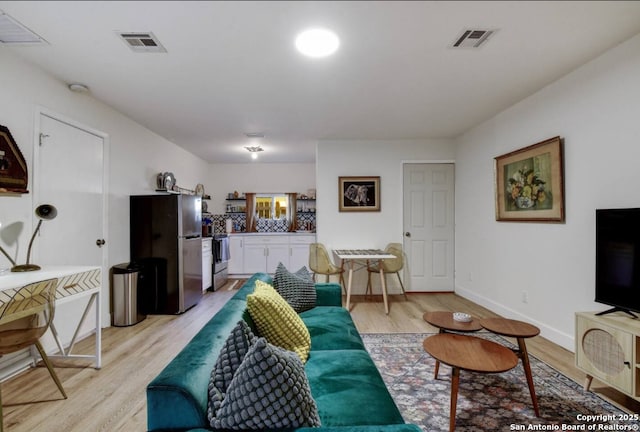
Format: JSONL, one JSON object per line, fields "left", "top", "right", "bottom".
{"left": 451, "top": 29, "right": 496, "bottom": 49}
{"left": 0, "top": 11, "right": 47, "bottom": 45}
{"left": 117, "top": 32, "right": 166, "bottom": 53}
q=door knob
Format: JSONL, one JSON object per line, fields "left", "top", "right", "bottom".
{"left": 405, "top": 232, "right": 411, "bottom": 237}
{"left": 96, "top": 239, "right": 106, "bottom": 247}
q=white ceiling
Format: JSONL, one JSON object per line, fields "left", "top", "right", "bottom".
{"left": 2, "top": 1, "right": 640, "bottom": 163}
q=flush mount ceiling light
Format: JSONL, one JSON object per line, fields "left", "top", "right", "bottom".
{"left": 295, "top": 28, "right": 340, "bottom": 58}
{"left": 245, "top": 145, "right": 264, "bottom": 160}
{"left": 68, "top": 83, "right": 89, "bottom": 93}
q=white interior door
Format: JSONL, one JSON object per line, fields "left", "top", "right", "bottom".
{"left": 35, "top": 111, "right": 109, "bottom": 336}
{"left": 36, "top": 114, "right": 105, "bottom": 266}
{"left": 403, "top": 163, "right": 454, "bottom": 292}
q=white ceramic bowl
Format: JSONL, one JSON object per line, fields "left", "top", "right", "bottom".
{"left": 452, "top": 312, "right": 472, "bottom": 322}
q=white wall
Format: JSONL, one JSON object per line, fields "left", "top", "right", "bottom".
{"left": 0, "top": 48, "right": 211, "bottom": 335}
{"left": 206, "top": 163, "right": 316, "bottom": 215}
{"left": 316, "top": 139, "right": 455, "bottom": 294}
{"left": 455, "top": 33, "right": 640, "bottom": 351}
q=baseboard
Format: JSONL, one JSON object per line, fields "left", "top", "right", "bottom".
{"left": 455, "top": 284, "right": 575, "bottom": 352}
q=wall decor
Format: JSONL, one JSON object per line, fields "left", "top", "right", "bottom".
{"left": 339, "top": 176, "right": 380, "bottom": 212}
{"left": 494, "top": 136, "right": 564, "bottom": 222}
{"left": 0, "top": 124, "right": 29, "bottom": 193}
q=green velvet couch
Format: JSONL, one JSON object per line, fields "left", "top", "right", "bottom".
{"left": 146, "top": 273, "right": 421, "bottom": 432}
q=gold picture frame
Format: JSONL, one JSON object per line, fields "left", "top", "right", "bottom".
{"left": 338, "top": 176, "right": 380, "bottom": 212}
{"left": 494, "top": 136, "right": 564, "bottom": 222}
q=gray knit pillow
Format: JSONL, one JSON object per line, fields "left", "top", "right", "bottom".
{"left": 273, "top": 262, "right": 316, "bottom": 313}
{"left": 207, "top": 320, "right": 256, "bottom": 420}
{"left": 209, "top": 337, "right": 321, "bottom": 430}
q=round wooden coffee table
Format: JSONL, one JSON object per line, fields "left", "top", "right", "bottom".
{"left": 423, "top": 311, "right": 483, "bottom": 333}
{"left": 480, "top": 317, "right": 541, "bottom": 417}
{"left": 423, "top": 333, "right": 518, "bottom": 432}
{"left": 423, "top": 311, "right": 482, "bottom": 378}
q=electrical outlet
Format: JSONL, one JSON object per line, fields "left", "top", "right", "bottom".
{"left": 467, "top": 272, "right": 472, "bottom": 281}
{"left": 521, "top": 291, "right": 528, "bottom": 304}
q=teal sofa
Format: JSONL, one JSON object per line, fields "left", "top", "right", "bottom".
{"left": 147, "top": 273, "right": 421, "bottom": 432}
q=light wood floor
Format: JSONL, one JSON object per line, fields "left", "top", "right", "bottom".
{"left": 1, "top": 288, "right": 638, "bottom": 431}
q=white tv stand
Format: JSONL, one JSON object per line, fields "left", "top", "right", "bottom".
{"left": 575, "top": 311, "right": 640, "bottom": 402}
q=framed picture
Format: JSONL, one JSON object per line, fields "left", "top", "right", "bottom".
{"left": 0, "top": 125, "right": 29, "bottom": 193}
{"left": 494, "top": 136, "right": 564, "bottom": 222}
{"left": 339, "top": 176, "right": 380, "bottom": 212}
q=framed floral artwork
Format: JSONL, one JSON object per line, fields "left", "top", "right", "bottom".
{"left": 494, "top": 136, "right": 564, "bottom": 222}
{"left": 339, "top": 176, "right": 380, "bottom": 212}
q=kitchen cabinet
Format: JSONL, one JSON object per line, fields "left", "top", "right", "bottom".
{"left": 228, "top": 233, "right": 315, "bottom": 275}
{"left": 228, "top": 236, "right": 244, "bottom": 274}
{"left": 244, "top": 235, "right": 289, "bottom": 274}
{"left": 288, "top": 234, "right": 316, "bottom": 271}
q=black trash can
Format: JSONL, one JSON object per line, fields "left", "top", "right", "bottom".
{"left": 111, "top": 262, "right": 146, "bottom": 326}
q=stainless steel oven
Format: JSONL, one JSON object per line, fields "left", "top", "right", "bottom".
{"left": 212, "top": 234, "right": 229, "bottom": 291}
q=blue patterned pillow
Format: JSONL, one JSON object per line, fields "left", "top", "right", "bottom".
{"left": 209, "top": 337, "right": 321, "bottom": 429}
{"left": 273, "top": 262, "right": 316, "bottom": 312}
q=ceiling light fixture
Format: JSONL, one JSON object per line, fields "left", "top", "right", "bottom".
{"left": 68, "top": 83, "right": 89, "bottom": 93}
{"left": 295, "top": 28, "right": 340, "bottom": 58}
{"left": 245, "top": 145, "right": 264, "bottom": 160}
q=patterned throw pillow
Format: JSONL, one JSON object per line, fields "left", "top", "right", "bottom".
{"left": 207, "top": 320, "right": 256, "bottom": 421}
{"left": 294, "top": 265, "right": 313, "bottom": 281}
{"left": 209, "top": 337, "right": 321, "bottom": 430}
{"left": 247, "top": 280, "right": 311, "bottom": 363}
{"left": 273, "top": 262, "right": 316, "bottom": 313}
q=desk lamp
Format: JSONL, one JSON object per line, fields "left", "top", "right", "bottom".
{"left": 11, "top": 204, "right": 58, "bottom": 272}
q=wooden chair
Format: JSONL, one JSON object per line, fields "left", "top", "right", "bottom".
{"left": 0, "top": 279, "right": 67, "bottom": 432}
{"left": 366, "top": 243, "right": 408, "bottom": 300}
{"left": 308, "top": 243, "right": 345, "bottom": 293}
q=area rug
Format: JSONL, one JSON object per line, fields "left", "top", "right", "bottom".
{"left": 362, "top": 333, "right": 634, "bottom": 432}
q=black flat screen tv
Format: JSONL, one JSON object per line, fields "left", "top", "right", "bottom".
{"left": 595, "top": 208, "right": 640, "bottom": 318}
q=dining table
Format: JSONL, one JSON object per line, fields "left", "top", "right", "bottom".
{"left": 333, "top": 249, "right": 396, "bottom": 314}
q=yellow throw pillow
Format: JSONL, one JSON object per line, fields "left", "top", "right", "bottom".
{"left": 247, "top": 280, "right": 311, "bottom": 363}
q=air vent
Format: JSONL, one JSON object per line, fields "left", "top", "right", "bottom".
{"left": 452, "top": 29, "right": 496, "bottom": 49}
{"left": 117, "top": 32, "right": 166, "bottom": 53}
{"left": 0, "top": 11, "right": 47, "bottom": 45}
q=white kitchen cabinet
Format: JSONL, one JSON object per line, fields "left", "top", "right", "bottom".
{"left": 228, "top": 233, "right": 315, "bottom": 276}
{"left": 266, "top": 243, "right": 290, "bottom": 273}
{"left": 288, "top": 234, "right": 316, "bottom": 271}
{"left": 228, "top": 236, "right": 244, "bottom": 274}
{"left": 244, "top": 235, "right": 289, "bottom": 274}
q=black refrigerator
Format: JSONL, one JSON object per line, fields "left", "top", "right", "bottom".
{"left": 130, "top": 194, "right": 203, "bottom": 314}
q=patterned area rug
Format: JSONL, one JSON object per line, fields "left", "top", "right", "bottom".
{"left": 362, "top": 333, "right": 636, "bottom": 432}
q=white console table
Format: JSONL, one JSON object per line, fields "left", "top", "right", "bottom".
{"left": 0, "top": 266, "right": 102, "bottom": 370}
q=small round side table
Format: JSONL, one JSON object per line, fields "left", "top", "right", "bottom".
{"left": 480, "top": 317, "right": 541, "bottom": 417}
